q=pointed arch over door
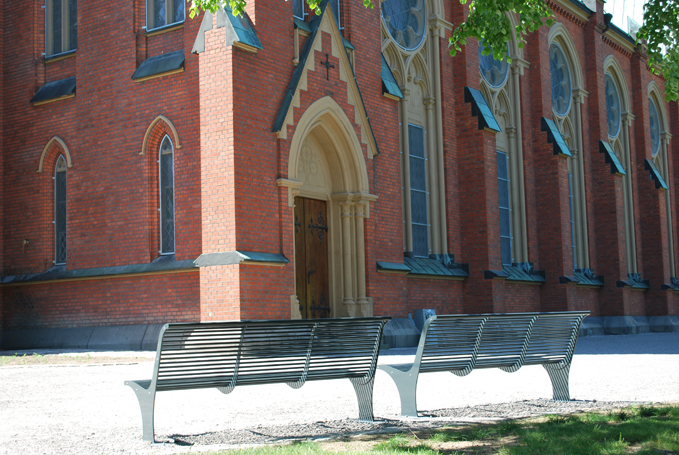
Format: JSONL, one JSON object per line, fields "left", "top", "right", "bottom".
{"left": 281, "top": 96, "right": 376, "bottom": 319}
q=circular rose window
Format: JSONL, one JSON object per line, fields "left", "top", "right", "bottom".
{"left": 381, "top": 0, "right": 426, "bottom": 51}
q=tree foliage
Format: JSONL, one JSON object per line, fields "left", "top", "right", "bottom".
{"left": 189, "top": 0, "right": 679, "bottom": 101}
{"left": 636, "top": 0, "right": 679, "bottom": 101}
{"left": 447, "top": 0, "right": 553, "bottom": 62}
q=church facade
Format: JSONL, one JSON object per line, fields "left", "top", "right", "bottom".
{"left": 1, "top": 0, "right": 678, "bottom": 345}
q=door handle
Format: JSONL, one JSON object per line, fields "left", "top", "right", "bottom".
{"left": 307, "top": 270, "right": 316, "bottom": 284}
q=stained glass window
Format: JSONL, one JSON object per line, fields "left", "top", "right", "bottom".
{"left": 497, "top": 151, "right": 512, "bottom": 266}
{"left": 46, "top": 0, "right": 77, "bottom": 57}
{"left": 549, "top": 43, "right": 572, "bottom": 116}
{"left": 568, "top": 172, "right": 576, "bottom": 270}
{"left": 381, "top": 0, "right": 426, "bottom": 51}
{"left": 605, "top": 74, "right": 621, "bottom": 139}
{"left": 147, "top": 0, "right": 185, "bottom": 31}
{"left": 479, "top": 42, "right": 509, "bottom": 88}
{"left": 55, "top": 156, "right": 67, "bottom": 264}
{"left": 409, "top": 124, "right": 428, "bottom": 258}
{"left": 160, "top": 136, "right": 175, "bottom": 254}
{"left": 649, "top": 97, "right": 660, "bottom": 158}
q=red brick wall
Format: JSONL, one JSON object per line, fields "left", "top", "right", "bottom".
{"left": 3, "top": 272, "right": 199, "bottom": 329}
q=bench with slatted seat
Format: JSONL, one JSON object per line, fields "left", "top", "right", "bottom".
{"left": 125, "top": 317, "right": 390, "bottom": 442}
{"left": 378, "top": 311, "right": 589, "bottom": 417}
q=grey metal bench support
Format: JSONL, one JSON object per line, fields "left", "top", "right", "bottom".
{"left": 126, "top": 317, "right": 389, "bottom": 442}
{"left": 378, "top": 311, "right": 588, "bottom": 417}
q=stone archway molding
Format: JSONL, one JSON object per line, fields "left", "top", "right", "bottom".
{"left": 37, "top": 136, "right": 73, "bottom": 173}
{"left": 140, "top": 115, "right": 182, "bottom": 156}
{"left": 280, "top": 96, "right": 377, "bottom": 318}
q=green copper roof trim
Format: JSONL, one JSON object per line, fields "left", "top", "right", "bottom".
{"left": 30, "top": 77, "right": 76, "bottom": 105}
{"left": 343, "top": 37, "right": 355, "bottom": 50}
{"left": 599, "top": 140, "right": 626, "bottom": 176}
{"left": 0, "top": 256, "right": 197, "bottom": 285}
{"left": 293, "top": 17, "right": 313, "bottom": 33}
{"left": 541, "top": 117, "right": 572, "bottom": 157}
{"left": 464, "top": 86, "right": 501, "bottom": 133}
{"left": 376, "top": 262, "right": 411, "bottom": 273}
{"left": 644, "top": 159, "right": 668, "bottom": 190}
{"left": 485, "top": 262, "right": 546, "bottom": 284}
{"left": 223, "top": 4, "right": 263, "bottom": 50}
{"left": 381, "top": 53, "right": 403, "bottom": 99}
{"left": 616, "top": 273, "right": 649, "bottom": 289}
{"left": 559, "top": 268, "right": 604, "bottom": 287}
{"left": 132, "top": 50, "right": 185, "bottom": 81}
{"left": 194, "top": 251, "right": 289, "bottom": 267}
{"left": 191, "top": 6, "right": 261, "bottom": 54}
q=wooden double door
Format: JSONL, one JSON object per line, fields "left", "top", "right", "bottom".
{"left": 294, "top": 197, "right": 330, "bottom": 318}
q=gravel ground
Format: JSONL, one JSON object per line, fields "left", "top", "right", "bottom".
{"left": 1, "top": 332, "right": 678, "bottom": 455}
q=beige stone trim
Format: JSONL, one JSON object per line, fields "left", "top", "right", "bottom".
{"left": 287, "top": 97, "right": 376, "bottom": 318}
{"left": 140, "top": 115, "right": 182, "bottom": 156}
{"left": 145, "top": 23, "right": 184, "bottom": 37}
{"left": 233, "top": 42, "right": 259, "bottom": 53}
{"left": 32, "top": 93, "right": 76, "bottom": 106}
{"left": 44, "top": 52, "right": 76, "bottom": 64}
{"left": 133, "top": 67, "right": 185, "bottom": 83}
{"left": 277, "top": 178, "right": 304, "bottom": 207}
{"left": 38, "top": 137, "right": 73, "bottom": 173}
{"left": 553, "top": 0, "right": 591, "bottom": 22}
{"left": 604, "top": 29, "right": 636, "bottom": 54}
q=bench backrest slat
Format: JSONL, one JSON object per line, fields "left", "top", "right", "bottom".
{"left": 151, "top": 318, "right": 388, "bottom": 392}
{"left": 416, "top": 312, "right": 588, "bottom": 373}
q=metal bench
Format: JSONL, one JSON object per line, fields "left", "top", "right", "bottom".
{"left": 378, "top": 311, "right": 589, "bottom": 416}
{"left": 125, "top": 317, "right": 390, "bottom": 441}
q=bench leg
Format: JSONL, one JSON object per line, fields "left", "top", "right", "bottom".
{"left": 543, "top": 362, "right": 572, "bottom": 401}
{"left": 350, "top": 377, "right": 376, "bottom": 421}
{"left": 378, "top": 366, "right": 419, "bottom": 417}
{"left": 125, "top": 380, "right": 157, "bottom": 442}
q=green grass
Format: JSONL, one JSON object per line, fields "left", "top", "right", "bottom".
{"left": 205, "top": 404, "right": 679, "bottom": 455}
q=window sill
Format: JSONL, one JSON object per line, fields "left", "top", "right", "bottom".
{"left": 145, "top": 22, "right": 185, "bottom": 37}
{"left": 661, "top": 277, "right": 679, "bottom": 291}
{"left": 44, "top": 49, "right": 77, "bottom": 64}
{"left": 484, "top": 262, "right": 546, "bottom": 284}
{"left": 616, "top": 273, "right": 650, "bottom": 290}
{"left": 559, "top": 268, "right": 604, "bottom": 288}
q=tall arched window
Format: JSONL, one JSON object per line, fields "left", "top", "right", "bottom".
{"left": 605, "top": 63, "right": 636, "bottom": 273}
{"left": 479, "top": 35, "right": 528, "bottom": 266}
{"left": 54, "top": 155, "right": 67, "bottom": 264}
{"left": 649, "top": 87, "right": 674, "bottom": 276}
{"left": 382, "top": 0, "right": 448, "bottom": 259}
{"left": 159, "top": 135, "right": 175, "bottom": 254}
{"left": 548, "top": 27, "right": 589, "bottom": 271}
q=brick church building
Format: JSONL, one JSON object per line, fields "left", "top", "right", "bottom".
{"left": 1, "top": 0, "right": 678, "bottom": 347}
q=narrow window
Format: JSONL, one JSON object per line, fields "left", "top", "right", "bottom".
{"left": 497, "top": 151, "right": 512, "bottom": 266}
{"left": 159, "top": 136, "right": 175, "bottom": 254}
{"left": 54, "top": 156, "right": 67, "bottom": 264}
{"left": 409, "top": 124, "right": 428, "bottom": 258}
{"left": 568, "top": 172, "right": 577, "bottom": 270}
{"left": 45, "top": 0, "right": 77, "bottom": 57}
{"left": 147, "top": 0, "right": 185, "bottom": 32}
